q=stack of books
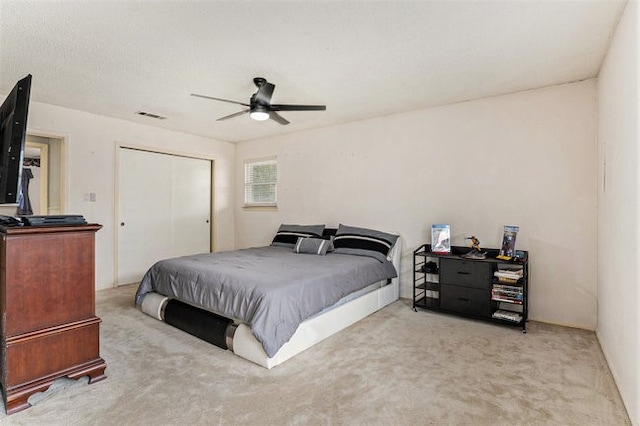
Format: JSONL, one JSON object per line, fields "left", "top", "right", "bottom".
{"left": 494, "top": 268, "right": 523, "bottom": 284}
{"left": 491, "top": 284, "right": 523, "bottom": 304}
{"left": 492, "top": 309, "right": 523, "bottom": 323}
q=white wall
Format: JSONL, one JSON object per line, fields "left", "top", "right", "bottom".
{"left": 235, "top": 80, "right": 598, "bottom": 330}
{"left": 597, "top": 0, "right": 639, "bottom": 424}
{"left": 1, "top": 101, "right": 236, "bottom": 290}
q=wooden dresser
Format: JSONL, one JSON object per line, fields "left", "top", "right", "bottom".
{"left": 0, "top": 224, "right": 106, "bottom": 414}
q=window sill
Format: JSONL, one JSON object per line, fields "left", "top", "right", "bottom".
{"left": 242, "top": 205, "right": 278, "bottom": 211}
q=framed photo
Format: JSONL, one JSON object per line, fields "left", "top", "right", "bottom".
{"left": 500, "top": 225, "right": 519, "bottom": 258}
{"left": 431, "top": 224, "right": 451, "bottom": 254}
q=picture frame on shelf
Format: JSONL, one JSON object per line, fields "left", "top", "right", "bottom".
{"left": 500, "top": 225, "right": 519, "bottom": 258}
{"left": 431, "top": 224, "right": 451, "bottom": 254}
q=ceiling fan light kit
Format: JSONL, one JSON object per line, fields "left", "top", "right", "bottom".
{"left": 249, "top": 107, "right": 270, "bottom": 121}
{"left": 191, "top": 77, "right": 326, "bottom": 125}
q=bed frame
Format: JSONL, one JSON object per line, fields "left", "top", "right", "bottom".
{"left": 139, "top": 238, "right": 401, "bottom": 369}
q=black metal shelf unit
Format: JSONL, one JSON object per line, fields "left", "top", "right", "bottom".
{"left": 413, "top": 244, "right": 529, "bottom": 333}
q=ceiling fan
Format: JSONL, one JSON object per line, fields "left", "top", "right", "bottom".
{"left": 190, "top": 77, "right": 326, "bottom": 125}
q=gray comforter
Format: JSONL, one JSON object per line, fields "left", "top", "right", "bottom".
{"left": 134, "top": 246, "right": 397, "bottom": 357}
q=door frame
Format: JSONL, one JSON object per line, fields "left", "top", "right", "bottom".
{"left": 24, "top": 141, "right": 49, "bottom": 214}
{"left": 25, "top": 131, "right": 67, "bottom": 214}
{"left": 114, "top": 142, "right": 216, "bottom": 287}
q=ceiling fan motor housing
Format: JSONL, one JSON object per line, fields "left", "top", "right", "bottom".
{"left": 253, "top": 77, "right": 267, "bottom": 88}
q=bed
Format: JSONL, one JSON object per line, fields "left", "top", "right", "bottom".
{"left": 134, "top": 224, "right": 401, "bottom": 368}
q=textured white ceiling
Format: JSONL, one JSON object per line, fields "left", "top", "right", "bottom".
{"left": 0, "top": 0, "right": 627, "bottom": 143}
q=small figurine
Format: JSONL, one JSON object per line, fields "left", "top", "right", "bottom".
{"left": 463, "top": 236, "right": 486, "bottom": 259}
{"left": 467, "top": 236, "right": 481, "bottom": 252}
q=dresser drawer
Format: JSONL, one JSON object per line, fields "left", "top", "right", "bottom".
{"left": 440, "top": 284, "right": 492, "bottom": 318}
{"left": 440, "top": 258, "right": 492, "bottom": 289}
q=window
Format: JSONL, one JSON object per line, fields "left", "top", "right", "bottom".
{"left": 244, "top": 157, "right": 277, "bottom": 207}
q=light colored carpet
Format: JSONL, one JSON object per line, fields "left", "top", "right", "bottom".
{"left": 0, "top": 284, "right": 631, "bottom": 425}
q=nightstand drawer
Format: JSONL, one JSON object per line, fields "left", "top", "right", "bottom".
{"left": 440, "top": 284, "right": 491, "bottom": 318}
{"left": 440, "top": 258, "right": 492, "bottom": 289}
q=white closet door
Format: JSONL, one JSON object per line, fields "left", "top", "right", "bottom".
{"left": 171, "top": 154, "right": 211, "bottom": 257}
{"left": 118, "top": 148, "right": 212, "bottom": 286}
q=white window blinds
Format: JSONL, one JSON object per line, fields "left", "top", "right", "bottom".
{"left": 244, "top": 158, "right": 277, "bottom": 206}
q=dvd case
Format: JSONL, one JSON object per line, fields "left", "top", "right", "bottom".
{"left": 431, "top": 224, "right": 451, "bottom": 254}
{"left": 500, "top": 225, "right": 519, "bottom": 257}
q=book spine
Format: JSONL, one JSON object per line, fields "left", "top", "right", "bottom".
{"left": 491, "top": 296, "right": 523, "bottom": 304}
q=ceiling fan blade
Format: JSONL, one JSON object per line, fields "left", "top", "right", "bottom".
{"left": 216, "top": 109, "right": 250, "bottom": 121}
{"left": 270, "top": 104, "right": 326, "bottom": 111}
{"left": 191, "top": 93, "right": 250, "bottom": 107}
{"left": 269, "top": 111, "right": 290, "bottom": 125}
{"left": 254, "top": 82, "right": 275, "bottom": 105}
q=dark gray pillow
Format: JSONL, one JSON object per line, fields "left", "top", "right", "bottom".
{"left": 293, "top": 237, "right": 331, "bottom": 255}
{"left": 333, "top": 224, "right": 399, "bottom": 261}
{"left": 271, "top": 224, "right": 325, "bottom": 247}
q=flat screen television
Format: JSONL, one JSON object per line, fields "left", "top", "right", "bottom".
{"left": 0, "top": 74, "right": 31, "bottom": 204}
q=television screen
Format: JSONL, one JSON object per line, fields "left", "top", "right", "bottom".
{"left": 0, "top": 74, "right": 31, "bottom": 204}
